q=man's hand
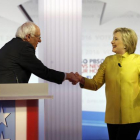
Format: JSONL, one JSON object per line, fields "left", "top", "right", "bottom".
{"left": 66, "top": 72, "right": 79, "bottom": 85}
{"left": 75, "top": 72, "right": 82, "bottom": 81}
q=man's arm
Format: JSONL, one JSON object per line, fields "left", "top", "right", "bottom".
{"left": 19, "top": 44, "right": 79, "bottom": 84}
{"left": 19, "top": 45, "right": 65, "bottom": 84}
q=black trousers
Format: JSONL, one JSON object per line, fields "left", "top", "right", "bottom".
{"left": 107, "top": 123, "right": 140, "bottom": 140}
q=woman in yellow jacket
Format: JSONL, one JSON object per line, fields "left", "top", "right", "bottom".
{"left": 76, "top": 28, "right": 140, "bottom": 140}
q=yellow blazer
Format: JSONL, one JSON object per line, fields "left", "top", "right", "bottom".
{"left": 83, "top": 52, "right": 140, "bottom": 124}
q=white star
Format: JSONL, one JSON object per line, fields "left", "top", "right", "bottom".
{"left": 0, "top": 107, "right": 10, "bottom": 127}
{"left": 99, "top": 0, "right": 140, "bottom": 24}
{"left": 0, "top": 133, "right": 10, "bottom": 140}
{"left": 0, "top": 0, "right": 30, "bottom": 24}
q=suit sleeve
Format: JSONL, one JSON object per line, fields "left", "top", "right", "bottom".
{"left": 19, "top": 44, "right": 65, "bottom": 84}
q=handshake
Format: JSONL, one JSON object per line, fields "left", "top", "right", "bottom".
{"left": 66, "top": 72, "right": 82, "bottom": 85}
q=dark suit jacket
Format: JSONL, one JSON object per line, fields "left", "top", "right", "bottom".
{"left": 0, "top": 37, "right": 65, "bottom": 83}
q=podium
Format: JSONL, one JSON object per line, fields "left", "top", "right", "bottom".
{"left": 0, "top": 83, "right": 52, "bottom": 140}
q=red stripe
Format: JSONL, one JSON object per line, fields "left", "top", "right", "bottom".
{"left": 27, "top": 100, "right": 38, "bottom": 140}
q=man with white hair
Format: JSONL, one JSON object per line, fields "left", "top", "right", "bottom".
{"left": 0, "top": 22, "right": 78, "bottom": 84}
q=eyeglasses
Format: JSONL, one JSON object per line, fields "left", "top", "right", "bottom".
{"left": 32, "top": 34, "right": 41, "bottom": 40}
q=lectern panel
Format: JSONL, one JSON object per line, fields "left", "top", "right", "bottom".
{"left": 0, "top": 100, "right": 38, "bottom": 140}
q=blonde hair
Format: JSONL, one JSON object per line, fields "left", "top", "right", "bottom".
{"left": 113, "top": 28, "right": 137, "bottom": 54}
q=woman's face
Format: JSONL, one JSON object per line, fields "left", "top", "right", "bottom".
{"left": 111, "top": 32, "right": 126, "bottom": 55}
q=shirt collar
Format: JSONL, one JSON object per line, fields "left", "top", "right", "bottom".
{"left": 122, "top": 52, "right": 129, "bottom": 58}
{"left": 116, "top": 52, "right": 129, "bottom": 58}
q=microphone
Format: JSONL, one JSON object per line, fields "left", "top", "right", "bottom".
{"left": 118, "top": 63, "right": 122, "bottom": 67}
{"left": 12, "top": 70, "right": 19, "bottom": 83}
{"left": 8, "top": 68, "right": 19, "bottom": 83}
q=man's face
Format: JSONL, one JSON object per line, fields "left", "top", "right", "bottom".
{"left": 25, "top": 26, "right": 41, "bottom": 49}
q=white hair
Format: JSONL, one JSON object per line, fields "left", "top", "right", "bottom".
{"left": 16, "top": 22, "right": 37, "bottom": 39}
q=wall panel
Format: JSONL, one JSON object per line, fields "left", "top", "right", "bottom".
{"left": 38, "top": 0, "right": 82, "bottom": 140}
